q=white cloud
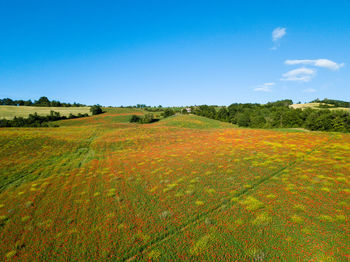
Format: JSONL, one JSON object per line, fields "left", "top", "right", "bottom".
{"left": 281, "top": 67, "right": 316, "bottom": 82}
{"left": 254, "top": 82, "right": 275, "bottom": 92}
{"left": 272, "top": 27, "right": 286, "bottom": 42}
{"left": 303, "top": 88, "right": 316, "bottom": 93}
{"left": 285, "top": 59, "right": 344, "bottom": 71}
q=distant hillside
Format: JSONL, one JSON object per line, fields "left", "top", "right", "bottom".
{"left": 0, "top": 105, "right": 91, "bottom": 120}
{"left": 158, "top": 114, "right": 233, "bottom": 129}
{"left": 290, "top": 102, "right": 350, "bottom": 112}
{"left": 311, "top": 98, "right": 350, "bottom": 108}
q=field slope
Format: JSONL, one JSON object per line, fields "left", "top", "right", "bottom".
{"left": 290, "top": 102, "right": 350, "bottom": 112}
{"left": 0, "top": 110, "right": 349, "bottom": 261}
{"left": 0, "top": 105, "right": 91, "bottom": 120}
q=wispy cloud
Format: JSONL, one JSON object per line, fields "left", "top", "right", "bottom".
{"left": 271, "top": 27, "right": 286, "bottom": 50}
{"left": 254, "top": 82, "right": 275, "bottom": 92}
{"left": 281, "top": 67, "right": 316, "bottom": 82}
{"left": 285, "top": 59, "right": 344, "bottom": 70}
{"left": 272, "top": 27, "right": 286, "bottom": 42}
{"left": 302, "top": 88, "right": 316, "bottom": 93}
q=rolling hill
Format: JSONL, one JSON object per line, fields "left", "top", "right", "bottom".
{"left": 0, "top": 109, "right": 349, "bottom": 261}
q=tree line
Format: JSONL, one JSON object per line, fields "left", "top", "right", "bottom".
{"left": 192, "top": 100, "right": 350, "bottom": 132}
{"left": 0, "top": 96, "right": 86, "bottom": 107}
{"left": 0, "top": 105, "right": 103, "bottom": 127}
{"left": 130, "top": 108, "right": 175, "bottom": 124}
{"left": 0, "top": 111, "right": 89, "bottom": 128}
{"left": 312, "top": 98, "right": 350, "bottom": 108}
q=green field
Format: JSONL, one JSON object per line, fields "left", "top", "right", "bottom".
{"left": 0, "top": 108, "right": 349, "bottom": 261}
{"left": 0, "top": 105, "right": 91, "bottom": 120}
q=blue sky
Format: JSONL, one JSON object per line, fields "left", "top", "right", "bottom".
{"left": 0, "top": 0, "right": 349, "bottom": 106}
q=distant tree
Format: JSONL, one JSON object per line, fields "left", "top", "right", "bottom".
{"left": 249, "top": 111, "right": 266, "bottom": 128}
{"left": 1, "top": 98, "right": 15, "bottom": 105}
{"left": 24, "top": 100, "right": 33, "bottom": 106}
{"left": 181, "top": 108, "right": 188, "bottom": 114}
{"left": 35, "top": 96, "right": 50, "bottom": 106}
{"left": 130, "top": 115, "right": 141, "bottom": 123}
{"left": 17, "top": 100, "right": 25, "bottom": 106}
{"left": 142, "top": 113, "right": 156, "bottom": 123}
{"left": 90, "top": 105, "right": 103, "bottom": 115}
{"left": 217, "top": 107, "right": 229, "bottom": 121}
{"left": 235, "top": 111, "right": 250, "bottom": 127}
{"left": 195, "top": 105, "right": 217, "bottom": 119}
{"left": 1, "top": 97, "right": 86, "bottom": 107}
{"left": 50, "top": 100, "right": 62, "bottom": 107}
{"left": 315, "top": 112, "right": 333, "bottom": 131}
{"left": 304, "top": 111, "right": 322, "bottom": 130}
{"left": 265, "top": 99, "right": 293, "bottom": 107}
{"left": 163, "top": 108, "right": 175, "bottom": 118}
{"left": 0, "top": 110, "right": 89, "bottom": 128}
{"left": 311, "top": 98, "right": 350, "bottom": 108}
{"left": 332, "top": 116, "right": 345, "bottom": 131}
{"left": 190, "top": 99, "right": 349, "bottom": 132}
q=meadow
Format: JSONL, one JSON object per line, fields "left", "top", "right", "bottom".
{"left": 0, "top": 106, "right": 91, "bottom": 120}
{"left": 0, "top": 108, "right": 349, "bottom": 261}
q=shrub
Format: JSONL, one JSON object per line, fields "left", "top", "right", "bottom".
{"left": 142, "top": 113, "right": 156, "bottom": 123}
{"left": 130, "top": 115, "right": 141, "bottom": 123}
{"left": 90, "top": 105, "right": 103, "bottom": 115}
{"left": 162, "top": 108, "right": 175, "bottom": 118}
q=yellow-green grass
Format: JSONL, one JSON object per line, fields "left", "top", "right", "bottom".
{"left": 272, "top": 128, "right": 310, "bottom": 133}
{"left": 158, "top": 114, "right": 235, "bottom": 129}
{"left": 56, "top": 107, "right": 148, "bottom": 127}
{"left": 103, "top": 107, "right": 146, "bottom": 114}
{"left": 0, "top": 105, "right": 91, "bottom": 119}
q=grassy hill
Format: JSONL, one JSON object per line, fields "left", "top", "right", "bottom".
{"left": 0, "top": 109, "right": 349, "bottom": 261}
{"left": 0, "top": 105, "right": 91, "bottom": 120}
{"left": 290, "top": 102, "right": 350, "bottom": 112}
{"left": 57, "top": 107, "right": 147, "bottom": 127}
{"left": 158, "top": 114, "right": 234, "bottom": 129}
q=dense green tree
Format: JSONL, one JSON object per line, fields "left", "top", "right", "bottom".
{"left": 235, "top": 111, "right": 250, "bottom": 127}
{"left": 1, "top": 97, "right": 85, "bottom": 107}
{"left": 51, "top": 100, "right": 62, "bottom": 107}
{"left": 195, "top": 105, "right": 217, "bottom": 119}
{"left": 217, "top": 107, "right": 229, "bottom": 121}
{"left": 90, "top": 105, "right": 103, "bottom": 115}
{"left": 35, "top": 96, "right": 50, "bottom": 106}
{"left": 249, "top": 111, "right": 266, "bottom": 128}
{"left": 193, "top": 100, "right": 350, "bottom": 132}
{"left": 142, "top": 113, "right": 156, "bottom": 123}
{"left": 0, "top": 98, "right": 15, "bottom": 105}
{"left": 24, "top": 100, "right": 33, "bottom": 106}
{"left": 331, "top": 116, "right": 345, "bottom": 131}
{"left": 130, "top": 115, "right": 141, "bottom": 123}
{"left": 314, "top": 112, "right": 333, "bottom": 131}
{"left": 163, "top": 108, "right": 175, "bottom": 118}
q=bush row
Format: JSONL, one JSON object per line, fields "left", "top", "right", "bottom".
{"left": 0, "top": 111, "right": 88, "bottom": 127}
{"left": 192, "top": 100, "right": 350, "bottom": 132}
